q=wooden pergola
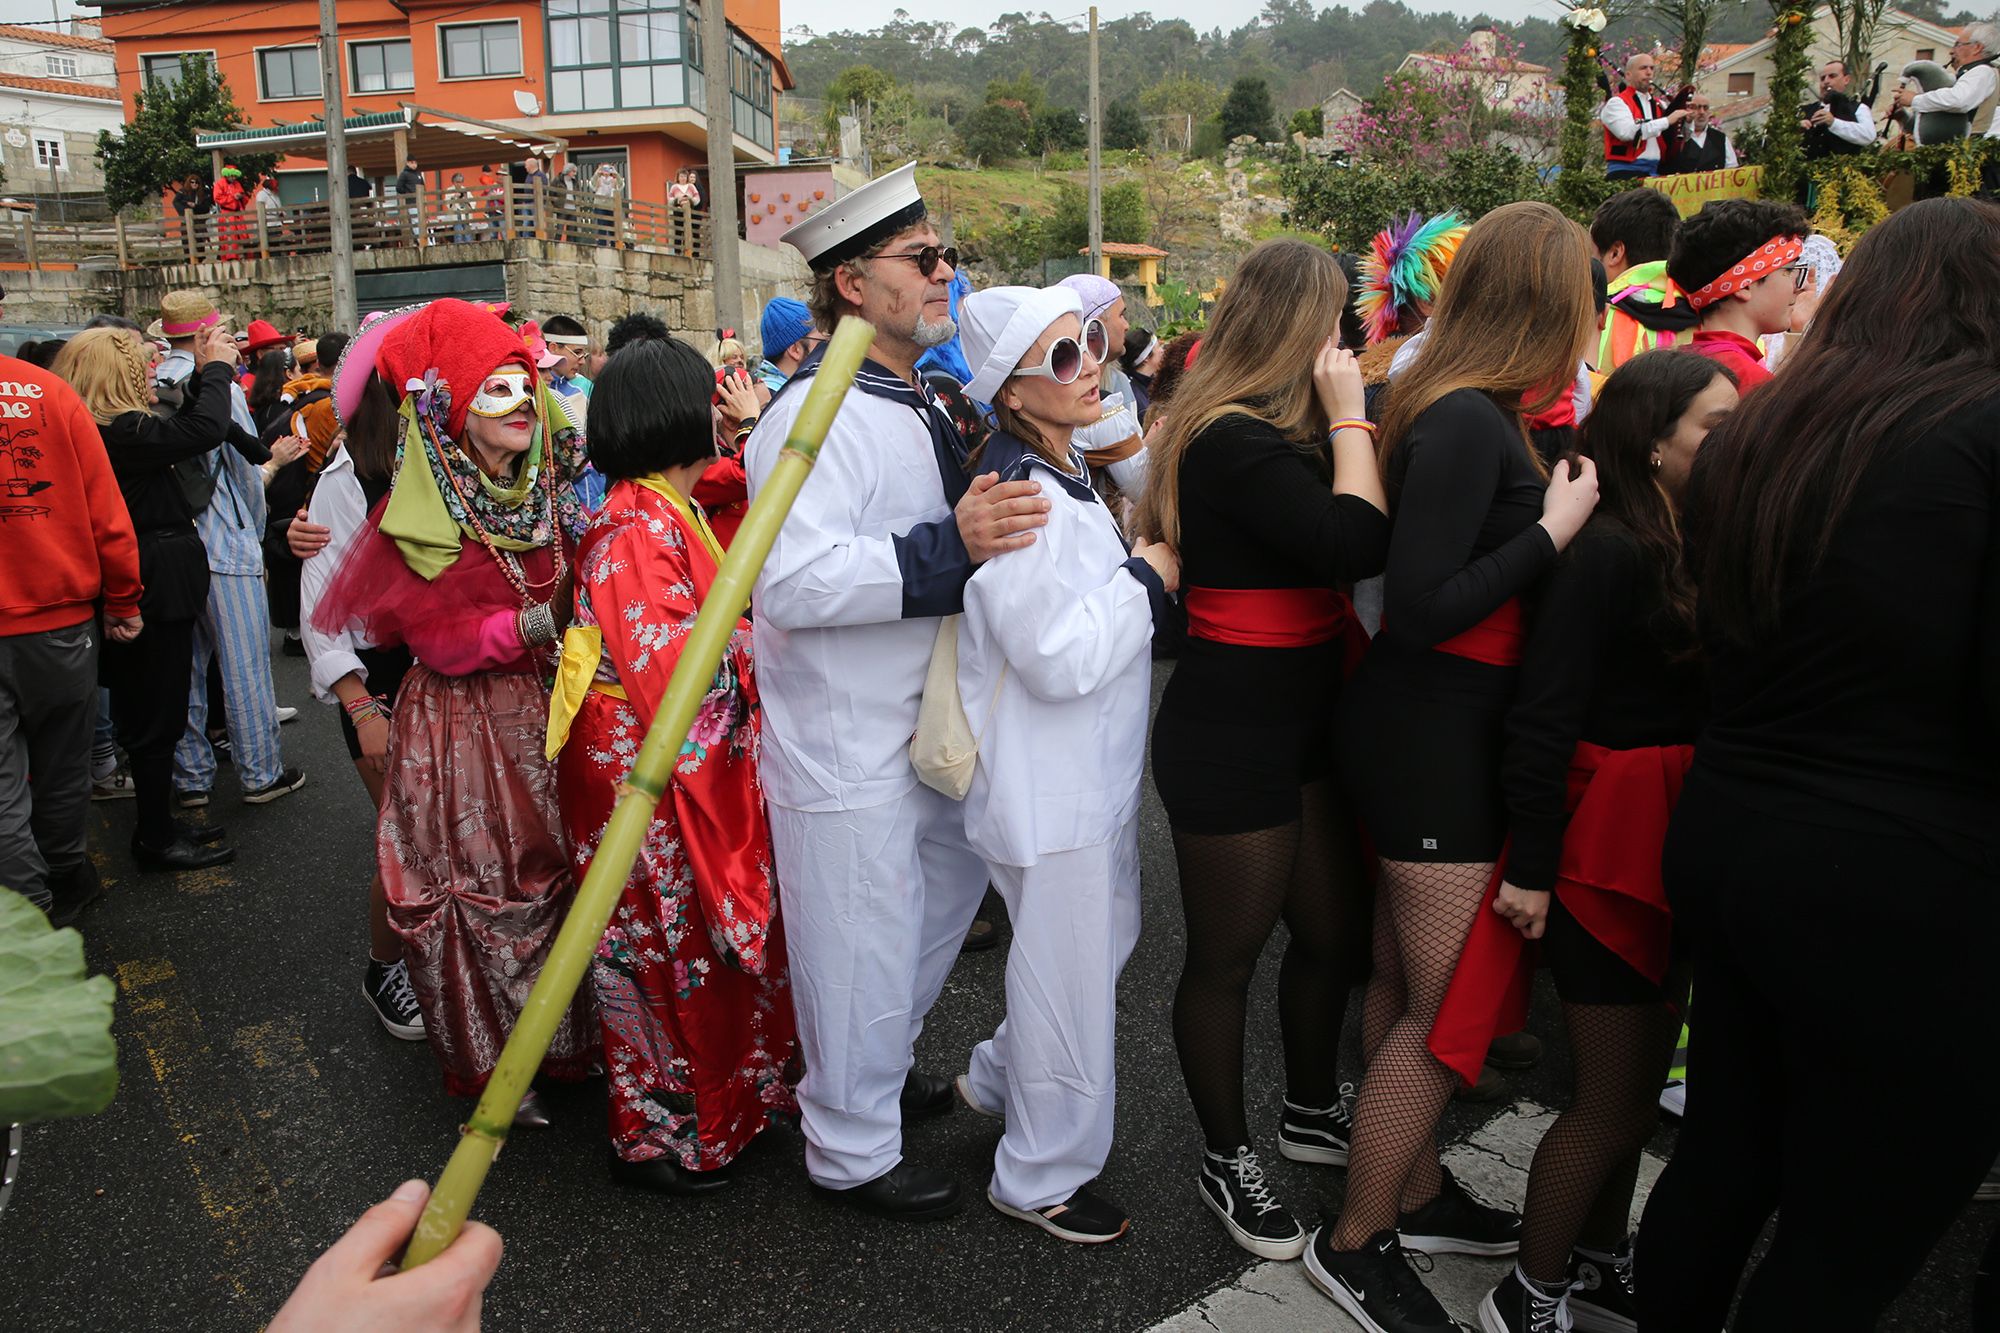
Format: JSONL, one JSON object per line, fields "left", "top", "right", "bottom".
{"left": 1080, "top": 242, "right": 1171, "bottom": 305}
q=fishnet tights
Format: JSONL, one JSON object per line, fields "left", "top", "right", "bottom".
{"left": 1329, "top": 858, "right": 1493, "bottom": 1249}
{"left": 1518, "top": 998, "right": 1683, "bottom": 1282}
{"left": 1171, "top": 780, "right": 1369, "bottom": 1152}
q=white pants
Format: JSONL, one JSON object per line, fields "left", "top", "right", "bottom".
{"left": 966, "top": 814, "right": 1143, "bottom": 1210}
{"left": 768, "top": 784, "right": 988, "bottom": 1187}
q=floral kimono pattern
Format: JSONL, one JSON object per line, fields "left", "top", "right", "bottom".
{"left": 554, "top": 477, "right": 798, "bottom": 1169}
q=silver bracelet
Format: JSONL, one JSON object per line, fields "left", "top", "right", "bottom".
{"left": 520, "top": 601, "right": 559, "bottom": 646}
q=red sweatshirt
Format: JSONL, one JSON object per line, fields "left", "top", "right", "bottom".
{"left": 0, "top": 357, "right": 143, "bottom": 633}
{"left": 1690, "top": 329, "right": 1773, "bottom": 392}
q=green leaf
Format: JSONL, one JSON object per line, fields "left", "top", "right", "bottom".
{"left": 0, "top": 887, "right": 118, "bottom": 1124}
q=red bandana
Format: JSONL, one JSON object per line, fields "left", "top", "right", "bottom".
{"left": 1686, "top": 236, "right": 1803, "bottom": 312}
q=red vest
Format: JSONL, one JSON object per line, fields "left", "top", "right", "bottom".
{"left": 1602, "top": 87, "right": 1660, "bottom": 163}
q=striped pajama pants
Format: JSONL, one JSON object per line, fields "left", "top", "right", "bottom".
{"left": 174, "top": 572, "right": 285, "bottom": 794}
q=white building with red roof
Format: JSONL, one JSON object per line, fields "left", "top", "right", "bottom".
{"left": 0, "top": 21, "right": 121, "bottom": 199}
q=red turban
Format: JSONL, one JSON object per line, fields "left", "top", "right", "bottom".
{"left": 374, "top": 298, "right": 536, "bottom": 440}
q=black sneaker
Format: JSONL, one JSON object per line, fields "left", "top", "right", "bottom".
{"left": 1478, "top": 1266, "right": 1572, "bottom": 1333}
{"left": 987, "top": 1183, "right": 1130, "bottom": 1244}
{"left": 1567, "top": 1237, "right": 1638, "bottom": 1333}
{"left": 1279, "top": 1082, "right": 1355, "bottom": 1166}
{"left": 243, "top": 767, "right": 307, "bottom": 805}
{"left": 1304, "top": 1226, "right": 1460, "bottom": 1333}
{"left": 1398, "top": 1165, "right": 1521, "bottom": 1257}
{"left": 175, "top": 788, "right": 211, "bottom": 809}
{"left": 1198, "top": 1145, "right": 1307, "bottom": 1259}
{"left": 364, "top": 958, "right": 426, "bottom": 1041}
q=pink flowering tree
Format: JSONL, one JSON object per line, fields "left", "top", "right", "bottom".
{"left": 1334, "top": 32, "right": 1564, "bottom": 170}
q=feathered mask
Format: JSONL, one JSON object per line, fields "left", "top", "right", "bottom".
{"left": 1356, "top": 211, "right": 1470, "bottom": 345}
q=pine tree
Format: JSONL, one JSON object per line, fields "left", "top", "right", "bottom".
{"left": 1217, "top": 77, "right": 1279, "bottom": 143}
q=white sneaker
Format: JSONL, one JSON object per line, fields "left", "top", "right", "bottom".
{"left": 276, "top": 705, "right": 299, "bottom": 724}
{"left": 953, "top": 1073, "right": 1004, "bottom": 1121}
{"left": 1658, "top": 1079, "right": 1685, "bottom": 1118}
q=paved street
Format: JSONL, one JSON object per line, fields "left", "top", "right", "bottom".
{"left": 5, "top": 650, "right": 1991, "bottom": 1331}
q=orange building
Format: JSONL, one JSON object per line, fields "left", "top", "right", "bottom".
{"left": 89, "top": 0, "right": 791, "bottom": 206}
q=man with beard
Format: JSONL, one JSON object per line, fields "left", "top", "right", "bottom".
{"left": 745, "top": 163, "right": 1052, "bottom": 1220}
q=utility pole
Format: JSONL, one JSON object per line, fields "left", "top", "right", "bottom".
{"left": 702, "top": 0, "right": 743, "bottom": 339}
{"left": 318, "top": 0, "right": 358, "bottom": 332}
{"left": 1087, "top": 5, "right": 1102, "bottom": 278}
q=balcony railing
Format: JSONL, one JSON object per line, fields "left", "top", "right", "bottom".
{"left": 0, "top": 183, "right": 711, "bottom": 268}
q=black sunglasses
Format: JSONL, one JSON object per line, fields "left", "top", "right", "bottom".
{"left": 866, "top": 244, "right": 959, "bottom": 278}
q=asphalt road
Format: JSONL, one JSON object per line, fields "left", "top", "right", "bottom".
{"left": 4, "top": 649, "right": 1991, "bottom": 1331}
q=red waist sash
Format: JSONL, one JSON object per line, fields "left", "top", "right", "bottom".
{"left": 1433, "top": 595, "right": 1526, "bottom": 666}
{"left": 1184, "top": 586, "right": 1349, "bottom": 649}
{"left": 1425, "top": 740, "right": 1696, "bottom": 1086}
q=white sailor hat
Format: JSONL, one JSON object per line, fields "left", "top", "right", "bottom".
{"left": 780, "top": 162, "right": 929, "bottom": 272}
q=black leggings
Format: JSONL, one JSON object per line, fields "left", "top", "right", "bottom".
{"left": 1638, "top": 775, "right": 2000, "bottom": 1331}
{"left": 101, "top": 616, "right": 198, "bottom": 848}
{"left": 1169, "top": 778, "right": 1370, "bottom": 1152}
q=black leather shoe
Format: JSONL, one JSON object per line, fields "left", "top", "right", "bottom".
{"left": 900, "top": 1070, "right": 954, "bottom": 1118}
{"left": 131, "top": 835, "right": 235, "bottom": 873}
{"left": 608, "top": 1150, "right": 733, "bottom": 1197}
{"left": 811, "top": 1162, "right": 963, "bottom": 1220}
{"left": 174, "top": 819, "right": 228, "bottom": 845}
{"left": 47, "top": 861, "right": 107, "bottom": 929}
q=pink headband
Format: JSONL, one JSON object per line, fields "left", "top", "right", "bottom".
{"left": 160, "top": 310, "right": 223, "bottom": 336}
{"left": 1686, "top": 236, "right": 1803, "bottom": 312}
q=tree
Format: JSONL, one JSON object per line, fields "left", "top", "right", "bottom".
{"left": 959, "top": 100, "right": 1032, "bottom": 163}
{"left": 1141, "top": 74, "right": 1223, "bottom": 151}
{"left": 1032, "top": 106, "right": 1087, "bottom": 154}
{"left": 985, "top": 73, "right": 1047, "bottom": 118}
{"left": 1648, "top": 0, "right": 1737, "bottom": 104}
{"left": 96, "top": 55, "right": 274, "bottom": 212}
{"left": 1217, "top": 76, "right": 1279, "bottom": 142}
{"left": 823, "top": 64, "right": 898, "bottom": 136}
{"left": 1103, "top": 99, "right": 1149, "bottom": 151}
{"left": 1289, "top": 106, "right": 1326, "bottom": 138}
{"left": 1044, "top": 179, "right": 1150, "bottom": 254}
{"left": 1823, "top": 0, "right": 1895, "bottom": 90}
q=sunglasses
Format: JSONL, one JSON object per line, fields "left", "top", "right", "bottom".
{"left": 1011, "top": 319, "right": 1109, "bottom": 386}
{"left": 866, "top": 244, "right": 959, "bottom": 279}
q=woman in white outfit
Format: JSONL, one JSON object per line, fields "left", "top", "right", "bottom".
{"left": 950, "top": 284, "right": 1181, "bottom": 1243}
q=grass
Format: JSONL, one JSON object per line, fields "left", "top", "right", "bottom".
{"left": 918, "top": 164, "right": 1076, "bottom": 239}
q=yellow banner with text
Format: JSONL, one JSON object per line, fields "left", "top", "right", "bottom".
{"left": 1639, "top": 166, "right": 1765, "bottom": 217}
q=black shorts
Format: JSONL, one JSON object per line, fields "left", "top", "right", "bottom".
{"left": 1543, "top": 893, "right": 1662, "bottom": 1006}
{"left": 1337, "top": 640, "right": 1515, "bottom": 863}
{"left": 1151, "top": 639, "right": 1339, "bottom": 835}
{"left": 335, "top": 645, "right": 413, "bottom": 761}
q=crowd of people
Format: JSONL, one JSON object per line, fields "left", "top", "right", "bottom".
{"left": 3, "top": 155, "right": 1996, "bottom": 1333}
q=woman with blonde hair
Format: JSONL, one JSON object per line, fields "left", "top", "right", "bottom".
{"left": 1138, "top": 238, "right": 1389, "bottom": 1260}
{"left": 55, "top": 324, "right": 242, "bottom": 872}
{"left": 1303, "top": 201, "right": 1602, "bottom": 1333}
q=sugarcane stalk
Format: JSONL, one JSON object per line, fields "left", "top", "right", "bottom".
{"left": 401, "top": 314, "right": 877, "bottom": 1269}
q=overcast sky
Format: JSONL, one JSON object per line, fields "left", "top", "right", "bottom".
{"left": 1, "top": 0, "right": 1575, "bottom": 48}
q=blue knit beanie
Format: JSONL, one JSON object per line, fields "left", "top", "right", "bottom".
{"left": 759, "top": 297, "right": 814, "bottom": 361}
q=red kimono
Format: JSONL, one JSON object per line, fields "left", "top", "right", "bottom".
{"left": 555, "top": 477, "right": 797, "bottom": 1169}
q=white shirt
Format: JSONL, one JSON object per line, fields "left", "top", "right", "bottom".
{"left": 1823, "top": 100, "right": 1877, "bottom": 147}
{"left": 298, "top": 443, "right": 378, "bottom": 701}
{"left": 1600, "top": 88, "right": 1671, "bottom": 160}
{"left": 1681, "top": 126, "right": 1740, "bottom": 168}
{"left": 1910, "top": 62, "right": 2000, "bottom": 140}
{"left": 746, "top": 364, "right": 969, "bottom": 812}
{"left": 958, "top": 441, "right": 1156, "bottom": 866}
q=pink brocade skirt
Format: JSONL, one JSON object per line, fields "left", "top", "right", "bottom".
{"left": 379, "top": 665, "right": 599, "bottom": 1096}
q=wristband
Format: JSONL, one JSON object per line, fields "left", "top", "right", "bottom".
{"left": 1329, "top": 418, "right": 1376, "bottom": 436}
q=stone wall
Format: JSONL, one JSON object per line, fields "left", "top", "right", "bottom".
{"left": 1, "top": 239, "right": 814, "bottom": 352}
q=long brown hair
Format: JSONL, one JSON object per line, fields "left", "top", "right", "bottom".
{"left": 1138, "top": 240, "right": 1345, "bottom": 547}
{"left": 1578, "top": 350, "right": 1735, "bottom": 650}
{"left": 1378, "top": 202, "right": 1595, "bottom": 481}
{"left": 51, "top": 328, "right": 152, "bottom": 425}
{"left": 1687, "top": 197, "right": 2000, "bottom": 643}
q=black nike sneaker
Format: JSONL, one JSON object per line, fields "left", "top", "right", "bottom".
{"left": 1305, "top": 1226, "right": 1461, "bottom": 1333}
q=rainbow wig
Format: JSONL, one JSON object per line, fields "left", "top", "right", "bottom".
{"left": 1356, "top": 211, "right": 1470, "bottom": 345}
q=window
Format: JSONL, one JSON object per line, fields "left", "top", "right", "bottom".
{"left": 440, "top": 21, "right": 521, "bottom": 79}
{"left": 44, "top": 55, "right": 77, "bottom": 79}
{"left": 350, "top": 39, "right": 414, "bottom": 93}
{"left": 548, "top": 0, "right": 687, "bottom": 113}
{"left": 1727, "top": 71, "right": 1754, "bottom": 95}
{"left": 1915, "top": 47, "right": 1935, "bottom": 61}
{"left": 33, "top": 136, "right": 64, "bottom": 171}
{"left": 141, "top": 51, "right": 212, "bottom": 89}
{"left": 258, "top": 45, "right": 321, "bottom": 100}
{"left": 729, "top": 30, "right": 773, "bottom": 148}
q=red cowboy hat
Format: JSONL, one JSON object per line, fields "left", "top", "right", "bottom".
{"left": 243, "top": 319, "right": 289, "bottom": 353}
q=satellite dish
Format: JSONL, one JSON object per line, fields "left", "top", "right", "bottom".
{"left": 513, "top": 89, "right": 542, "bottom": 116}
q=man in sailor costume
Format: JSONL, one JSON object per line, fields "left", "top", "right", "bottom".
{"left": 745, "top": 164, "right": 1052, "bottom": 1219}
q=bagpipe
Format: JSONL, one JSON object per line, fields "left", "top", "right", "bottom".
{"left": 1896, "top": 59, "right": 1975, "bottom": 142}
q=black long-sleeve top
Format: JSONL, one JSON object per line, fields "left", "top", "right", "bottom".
{"left": 99, "top": 360, "right": 237, "bottom": 620}
{"left": 1501, "top": 520, "right": 1707, "bottom": 891}
{"left": 1175, "top": 413, "right": 1390, "bottom": 593}
{"left": 1690, "top": 397, "right": 2000, "bottom": 872}
{"left": 1380, "top": 388, "right": 1556, "bottom": 650}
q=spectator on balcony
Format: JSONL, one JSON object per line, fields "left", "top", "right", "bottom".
{"left": 442, "top": 173, "right": 477, "bottom": 245}
{"left": 554, "top": 162, "right": 583, "bottom": 242}
{"left": 395, "top": 156, "right": 425, "bottom": 239}
{"left": 592, "top": 162, "right": 624, "bottom": 244}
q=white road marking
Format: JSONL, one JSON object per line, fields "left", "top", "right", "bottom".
{"left": 1147, "top": 1102, "right": 1667, "bottom": 1331}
